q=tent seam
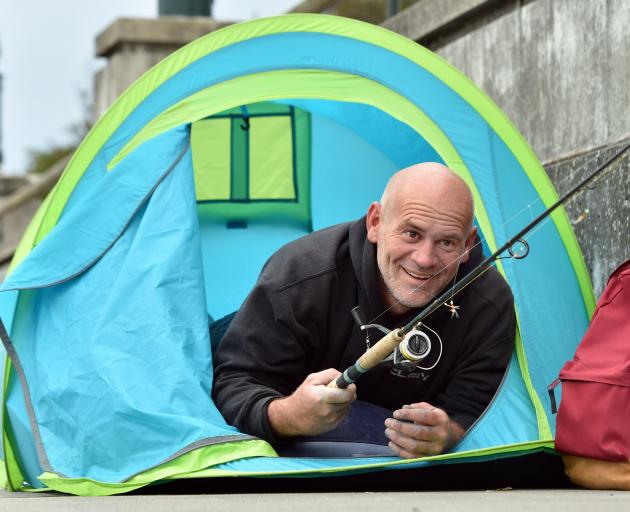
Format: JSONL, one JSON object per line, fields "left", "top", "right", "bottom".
{"left": 120, "top": 434, "right": 259, "bottom": 483}
{"left": 1, "top": 140, "right": 191, "bottom": 293}
{"left": 0, "top": 320, "right": 53, "bottom": 474}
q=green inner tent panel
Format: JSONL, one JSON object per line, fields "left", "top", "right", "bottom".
{"left": 191, "top": 119, "right": 231, "bottom": 200}
{"left": 192, "top": 102, "right": 311, "bottom": 229}
{"left": 249, "top": 116, "right": 295, "bottom": 200}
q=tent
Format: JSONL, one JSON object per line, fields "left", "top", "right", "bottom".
{"left": 0, "top": 14, "right": 593, "bottom": 495}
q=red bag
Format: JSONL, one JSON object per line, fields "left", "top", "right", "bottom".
{"left": 551, "top": 260, "right": 630, "bottom": 461}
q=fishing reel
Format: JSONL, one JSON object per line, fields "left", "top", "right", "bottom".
{"left": 393, "top": 328, "right": 432, "bottom": 367}
{"left": 351, "top": 307, "right": 443, "bottom": 371}
{"left": 389, "top": 323, "right": 443, "bottom": 370}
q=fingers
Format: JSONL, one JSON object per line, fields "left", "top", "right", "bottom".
{"left": 269, "top": 368, "right": 360, "bottom": 437}
{"left": 306, "top": 370, "right": 357, "bottom": 404}
{"left": 306, "top": 368, "right": 343, "bottom": 385}
{"left": 387, "top": 438, "right": 438, "bottom": 459}
{"left": 393, "top": 403, "right": 447, "bottom": 426}
{"left": 321, "top": 384, "right": 356, "bottom": 404}
{"left": 384, "top": 421, "right": 446, "bottom": 458}
{"left": 384, "top": 402, "right": 453, "bottom": 458}
{"left": 385, "top": 418, "right": 442, "bottom": 442}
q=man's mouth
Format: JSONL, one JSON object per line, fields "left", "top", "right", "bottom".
{"left": 402, "top": 268, "right": 433, "bottom": 281}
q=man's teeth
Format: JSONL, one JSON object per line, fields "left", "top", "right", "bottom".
{"left": 404, "top": 269, "right": 431, "bottom": 280}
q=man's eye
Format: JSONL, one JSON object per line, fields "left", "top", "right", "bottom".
{"left": 404, "top": 231, "right": 418, "bottom": 239}
{"left": 440, "top": 239, "right": 454, "bottom": 248}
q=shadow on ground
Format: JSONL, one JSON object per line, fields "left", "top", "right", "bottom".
{"left": 137, "top": 452, "right": 574, "bottom": 495}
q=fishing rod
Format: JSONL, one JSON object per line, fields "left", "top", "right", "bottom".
{"left": 330, "top": 142, "right": 630, "bottom": 389}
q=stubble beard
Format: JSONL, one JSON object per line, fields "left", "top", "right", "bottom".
{"left": 376, "top": 252, "right": 434, "bottom": 310}
{"left": 387, "top": 276, "right": 433, "bottom": 309}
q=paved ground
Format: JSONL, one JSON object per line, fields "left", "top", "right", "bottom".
{"left": 2, "top": 489, "right": 630, "bottom": 512}
{"left": 2, "top": 454, "right": 627, "bottom": 510}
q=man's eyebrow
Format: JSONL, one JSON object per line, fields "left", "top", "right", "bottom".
{"left": 398, "top": 218, "right": 465, "bottom": 239}
{"left": 399, "top": 221, "right": 425, "bottom": 232}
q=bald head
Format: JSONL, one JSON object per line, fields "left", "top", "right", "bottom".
{"left": 380, "top": 162, "right": 475, "bottom": 233}
{"left": 366, "top": 162, "right": 478, "bottom": 314}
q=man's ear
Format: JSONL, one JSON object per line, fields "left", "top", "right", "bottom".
{"left": 460, "top": 226, "right": 478, "bottom": 263}
{"left": 366, "top": 202, "right": 382, "bottom": 243}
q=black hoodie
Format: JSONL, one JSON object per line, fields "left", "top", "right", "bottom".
{"left": 212, "top": 218, "right": 515, "bottom": 442}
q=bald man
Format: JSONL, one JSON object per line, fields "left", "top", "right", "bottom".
{"left": 213, "top": 163, "right": 515, "bottom": 458}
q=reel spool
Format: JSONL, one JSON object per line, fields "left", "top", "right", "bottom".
{"left": 397, "top": 329, "right": 431, "bottom": 363}
{"left": 392, "top": 324, "right": 443, "bottom": 371}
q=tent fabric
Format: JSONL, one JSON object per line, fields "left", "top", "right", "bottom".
{"left": 0, "top": 127, "right": 273, "bottom": 485}
{"left": 0, "top": 14, "right": 593, "bottom": 495}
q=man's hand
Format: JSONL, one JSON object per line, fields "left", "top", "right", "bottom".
{"left": 268, "top": 368, "right": 357, "bottom": 438}
{"left": 384, "top": 402, "right": 464, "bottom": 459}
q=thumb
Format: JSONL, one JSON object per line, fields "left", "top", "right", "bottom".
{"left": 306, "top": 368, "right": 342, "bottom": 386}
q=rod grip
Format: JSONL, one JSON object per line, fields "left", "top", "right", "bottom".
{"left": 358, "top": 329, "right": 404, "bottom": 369}
{"left": 327, "top": 329, "right": 404, "bottom": 388}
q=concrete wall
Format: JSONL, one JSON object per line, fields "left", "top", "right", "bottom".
{"left": 93, "top": 16, "right": 231, "bottom": 119}
{"left": 290, "top": 0, "right": 418, "bottom": 24}
{"left": 385, "top": 0, "right": 630, "bottom": 295}
{"left": 545, "top": 140, "right": 629, "bottom": 296}
{"left": 384, "top": 0, "right": 630, "bottom": 162}
{"left": 0, "top": 175, "right": 35, "bottom": 264}
{"left": 0, "top": 157, "right": 68, "bottom": 279}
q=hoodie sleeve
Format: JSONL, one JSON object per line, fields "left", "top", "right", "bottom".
{"left": 211, "top": 275, "right": 309, "bottom": 442}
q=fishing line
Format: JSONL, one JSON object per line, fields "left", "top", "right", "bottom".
{"left": 363, "top": 146, "right": 628, "bottom": 327}
{"left": 328, "top": 143, "right": 630, "bottom": 390}
{"left": 423, "top": 160, "right": 626, "bottom": 352}
{"left": 365, "top": 193, "right": 552, "bottom": 325}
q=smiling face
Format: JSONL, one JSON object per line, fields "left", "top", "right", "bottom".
{"left": 367, "top": 163, "right": 477, "bottom": 316}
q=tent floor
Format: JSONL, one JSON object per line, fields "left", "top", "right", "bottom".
{"left": 144, "top": 452, "right": 573, "bottom": 494}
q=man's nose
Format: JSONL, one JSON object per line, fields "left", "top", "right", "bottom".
{"left": 411, "top": 241, "right": 437, "bottom": 268}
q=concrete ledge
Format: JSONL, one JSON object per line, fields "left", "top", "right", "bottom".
{"left": 96, "top": 17, "right": 233, "bottom": 57}
{"left": 0, "top": 176, "right": 30, "bottom": 197}
{"left": 0, "top": 155, "right": 70, "bottom": 279}
{"left": 381, "top": 0, "right": 496, "bottom": 42}
{"left": 289, "top": 0, "right": 337, "bottom": 13}
{"left": 0, "top": 155, "right": 68, "bottom": 219}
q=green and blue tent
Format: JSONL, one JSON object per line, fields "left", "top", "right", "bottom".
{"left": 0, "top": 14, "right": 593, "bottom": 495}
